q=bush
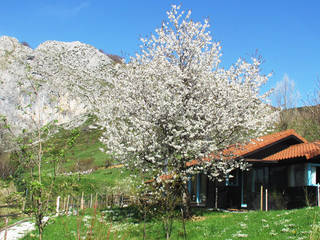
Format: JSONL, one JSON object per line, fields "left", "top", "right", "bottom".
{"left": 0, "top": 152, "right": 18, "bottom": 179}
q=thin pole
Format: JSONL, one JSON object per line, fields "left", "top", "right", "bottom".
{"left": 265, "top": 188, "right": 268, "bottom": 211}
{"left": 56, "top": 196, "right": 60, "bottom": 215}
{"left": 66, "top": 195, "right": 70, "bottom": 214}
{"left": 317, "top": 184, "right": 320, "bottom": 207}
{"left": 4, "top": 217, "right": 8, "bottom": 240}
{"left": 80, "top": 192, "right": 84, "bottom": 210}
{"left": 260, "top": 185, "right": 263, "bottom": 211}
{"left": 215, "top": 187, "right": 218, "bottom": 209}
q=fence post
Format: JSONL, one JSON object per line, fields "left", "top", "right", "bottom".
{"left": 90, "top": 194, "right": 93, "bottom": 208}
{"left": 70, "top": 197, "right": 73, "bottom": 213}
{"left": 63, "top": 197, "right": 66, "bottom": 213}
{"left": 260, "top": 185, "right": 263, "bottom": 211}
{"left": 66, "top": 195, "right": 70, "bottom": 214}
{"left": 4, "top": 217, "right": 8, "bottom": 240}
{"left": 265, "top": 188, "right": 268, "bottom": 211}
{"left": 81, "top": 192, "right": 84, "bottom": 210}
{"left": 111, "top": 193, "right": 114, "bottom": 207}
{"left": 215, "top": 187, "right": 218, "bottom": 209}
{"left": 56, "top": 196, "right": 61, "bottom": 215}
{"left": 317, "top": 184, "right": 320, "bottom": 207}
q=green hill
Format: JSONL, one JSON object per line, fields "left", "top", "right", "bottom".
{"left": 275, "top": 105, "right": 320, "bottom": 141}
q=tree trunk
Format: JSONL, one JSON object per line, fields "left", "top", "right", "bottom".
{"left": 181, "top": 208, "right": 187, "bottom": 239}
{"left": 182, "top": 186, "right": 191, "bottom": 219}
{"left": 36, "top": 198, "right": 44, "bottom": 240}
{"left": 39, "top": 227, "right": 43, "bottom": 240}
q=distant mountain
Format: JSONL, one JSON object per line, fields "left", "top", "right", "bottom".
{"left": 0, "top": 36, "right": 117, "bottom": 137}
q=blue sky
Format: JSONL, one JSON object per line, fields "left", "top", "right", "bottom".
{"left": 1, "top": 0, "right": 319, "bottom": 106}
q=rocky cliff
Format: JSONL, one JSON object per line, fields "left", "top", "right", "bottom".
{"left": 0, "top": 36, "right": 115, "bottom": 147}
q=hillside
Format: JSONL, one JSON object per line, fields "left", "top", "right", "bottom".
{"left": 276, "top": 105, "right": 320, "bottom": 142}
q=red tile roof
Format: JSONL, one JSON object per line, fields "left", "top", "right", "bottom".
{"left": 264, "top": 141, "right": 320, "bottom": 161}
{"left": 231, "top": 129, "right": 307, "bottom": 157}
{"left": 187, "top": 129, "right": 307, "bottom": 166}
{"left": 148, "top": 130, "right": 311, "bottom": 183}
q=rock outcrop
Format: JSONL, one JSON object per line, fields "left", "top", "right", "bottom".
{"left": 0, "top": 36, "right": 115, "bottom": 148}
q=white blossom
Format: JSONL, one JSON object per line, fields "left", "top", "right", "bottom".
{"left": 78, "top": 6, "right": 278, "bottom": 183}
{"left": 78, "top": 6, "right": 276, "bottom": 182}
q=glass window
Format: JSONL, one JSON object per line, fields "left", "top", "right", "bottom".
{"left": 250, "top": 167, "right": 269, "bottom": 192}
{"left": 188, "top": 174, "right": 207, "bottom": 203}
{"left": 316, "top": 167, "right": 320, "bottom": 185}
{"left": 200, "top": 174, "right": 207, "bottom": 203}
{"left": 295, "top": 166, "right": 305, "bottom": 186}
{"left": 189, "top": 175, "right": 197, "bottom": 202}
{"left": 226, "top": 170, "right": 239, "bottom": 186}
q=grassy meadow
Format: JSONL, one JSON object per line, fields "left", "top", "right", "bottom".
{"left": 20, "top": 207, "right": 320, "bottom": 239}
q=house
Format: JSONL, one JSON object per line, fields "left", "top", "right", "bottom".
{"left": 188, "top": 129, "right": 320, "bottom": 210}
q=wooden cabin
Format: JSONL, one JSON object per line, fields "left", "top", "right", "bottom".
{"left": 189, "top": 129, "right": 320, "bottom": 210}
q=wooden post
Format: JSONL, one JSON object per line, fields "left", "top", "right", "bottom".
{"left": 106, "top": 193, "right": 108, "bottom": 208}
{"left": 95, "top": 193, "right": 98, "bottom": 208}
{"left": 317, "top": 184, "right": 320, "bottom": 207}
{"left": 90, "top": 194, "right": 93, "bottom": 208}
{"left": 22, "top": 200, "right": 26, "bottom": 212}
{"left": 265, "top": 188, "right": 268, "bottom": 211}
{"left": 4, "top": 217, "right": 8, "bottom": 240}
{"left": 81, "top": 192, "right": 84, "bottom": 210}
{"left": 70, "top": 197, "right": 73, "bottom": 212}
{"left": 111, "top": 193, "right": 113, "bottom": 207}
{"left": 66, "top": 195, "right": 70, "bottom": 214}
{"left": 215, "top": 187, "right": 218, "bottom": 209}
{"left": 63, "top": 197, "right": 66, "bottom": 213}
{"left": 56, "top": 196, "right": 61, "bottom": 215}
{"left": 260, "top": 185, "right": 263, "bottom": 211}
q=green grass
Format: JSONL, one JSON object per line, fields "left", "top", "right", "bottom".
{"left": 21, "top": 207, "right": 320, "bottom": 239}
{"left": 54, "top": 167, "right": 135, "bottom": 194}
{"left": 14, "top": 118, "right": 137, "bottom": 196}
{"left": 41, "top": 124, "right": 139, "bottom": 195}
{"left": 41, "top": 125, "right": 108, "bottom": 173}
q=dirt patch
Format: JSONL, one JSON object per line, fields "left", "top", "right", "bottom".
{"left": 106, "top": 164, "right": 124, "bottom": 169}
{"left": 190, "top": 215, "right": 206, "bottom": 222}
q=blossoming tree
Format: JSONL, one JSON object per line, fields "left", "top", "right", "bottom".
{"left": 81, "top": 6, "right": 277, "bottom": 216}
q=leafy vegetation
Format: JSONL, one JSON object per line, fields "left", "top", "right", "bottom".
{"left": 275, "top": 105, "right": 320, "bottom": 141}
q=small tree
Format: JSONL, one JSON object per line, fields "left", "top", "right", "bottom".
{"left": 273, "top": 74, "right": 301, "bottom": 131}
{"left": 274, "top": 73, "right": 300, "bottom": 110}
{"left": 0, "top": 38, "right": 86, "bottom": 239}
{"left": 83, "top": 5, "right": 277, "bottom": 217}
